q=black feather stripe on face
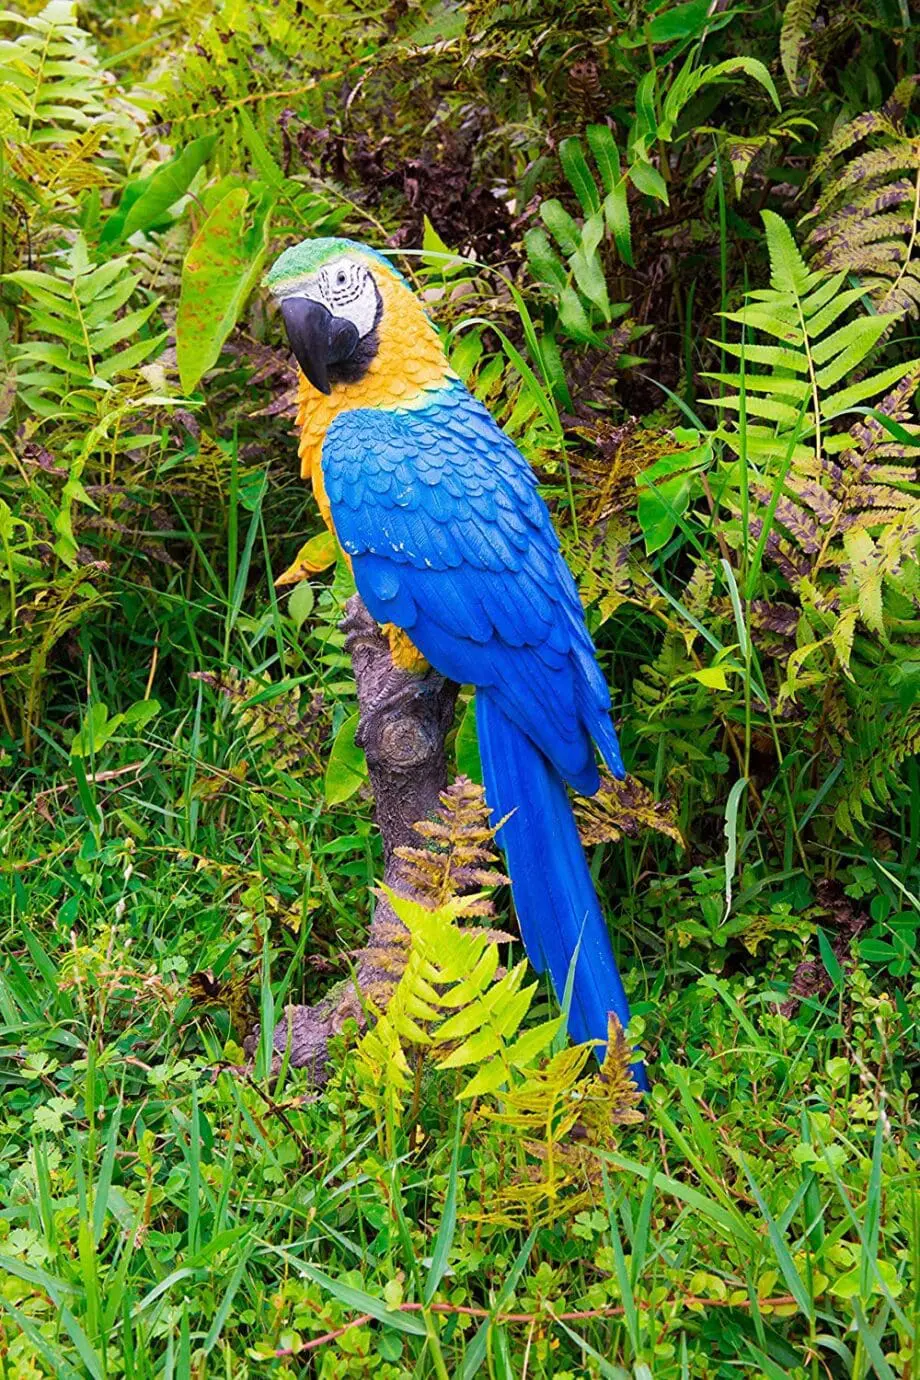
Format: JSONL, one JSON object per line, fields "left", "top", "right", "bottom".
{"left": 326, "top": 280, "right": 384, "bottom": 386}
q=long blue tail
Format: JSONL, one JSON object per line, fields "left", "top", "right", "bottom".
{"left": 476, "top": 693, "right": 648, "bottom": 1090}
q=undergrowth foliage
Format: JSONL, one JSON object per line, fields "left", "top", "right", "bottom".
{"left": 0, "top": 0, "right": 918, "bottom": 1375}
{"left": 353, "top": 780, "right": 643, "bottom": 1221}
{"left": 802, "top": 79, "right": 920, "bottom": 321}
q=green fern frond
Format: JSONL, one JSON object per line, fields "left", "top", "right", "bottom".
{"left": 705, "top": 212, "right": 920, "bottom": 701}
{"left": 834, "top": 707, "right": 920, "bottom": 836}
{"left": 5, "top": 237, "right": 166, "bottom": 418}
{"left": 353, "top": 891, "right": 562, "bottom": 1122}
{"left": 704, "top": 214, "right": 911, "bottom": 466}
{"left": 0, "top": 1, "right": 110, "bottom": 144}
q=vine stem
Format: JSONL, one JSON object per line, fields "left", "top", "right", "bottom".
{"left": 272, "top": 1295, "right": 800, "bottom": 1358}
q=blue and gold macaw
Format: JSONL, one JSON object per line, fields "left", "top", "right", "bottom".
{"left": 267, "top": 237, "right": 645, "bottom": 1085}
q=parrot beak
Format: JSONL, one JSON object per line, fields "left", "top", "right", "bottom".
{"left": 280, "top": 297, "right": 360, "bottom": 396}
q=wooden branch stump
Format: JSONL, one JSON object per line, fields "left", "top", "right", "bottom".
{"left": 244, "top": 594, "right": 458, "bottom": 1083}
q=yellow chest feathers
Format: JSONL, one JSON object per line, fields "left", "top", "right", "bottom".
{"left": 294, "top": 270, "right": 455, "bottom": 533}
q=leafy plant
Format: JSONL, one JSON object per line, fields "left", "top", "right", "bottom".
{"left": 801, "top": 79, "right": 920, "bottom": 323}
{"left": 0, "top": 1, "right": 130, "bottom": 266}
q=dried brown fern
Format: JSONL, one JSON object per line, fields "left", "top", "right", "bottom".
{"left": 576, "top": 770, "right": 684, "bottom": 849}
{"left": 801, "top": 80, "right": 920, "bottom": 322}
{"left": 745, "top": 363, "right": 920, "bottom": 593}
{"left": 190, "top": 668, "right": 326, "bottom": 776}
{"left": 393, "top": 775, "right": 509, "bottom": 914}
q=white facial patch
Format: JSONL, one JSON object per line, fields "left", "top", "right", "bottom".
{"left": 288, "top": 256, "right": 379, "bottom": 339}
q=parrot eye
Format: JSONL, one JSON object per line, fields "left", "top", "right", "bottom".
{"left": 336, "top": 270, "right": 347, "bottom": 285}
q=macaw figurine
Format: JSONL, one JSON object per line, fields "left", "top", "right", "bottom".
{"left": 267, "top": 237, "right": 646, "bottom": 1086}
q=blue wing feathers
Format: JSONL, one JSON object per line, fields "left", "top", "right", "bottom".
{"left": 323, "top": 378, "right": 640, "bottom": 1075}
{"left": 323, "top": 381, "right": 624, "bottom": 787}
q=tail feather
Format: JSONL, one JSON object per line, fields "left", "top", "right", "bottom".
{"left": 476, "top": 692, "right": 647, "bottom": 1089}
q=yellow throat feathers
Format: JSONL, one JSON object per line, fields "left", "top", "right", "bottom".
{"left": 293, "top": 263, "right": 451, "bottom": 673}
{"left": 294, "top": 266, "right": 454, "bottom": 534}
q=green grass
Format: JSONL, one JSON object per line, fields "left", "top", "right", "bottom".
{"left": 2, "top": 0, "right": 920, "bottom": 1374}
{"left": 1, "top": 635, "right": 917, "bottom": 1377}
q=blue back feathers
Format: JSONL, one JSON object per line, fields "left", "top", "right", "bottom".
{"left": 323, "top": 378, "right": 643, "bottom": 1079}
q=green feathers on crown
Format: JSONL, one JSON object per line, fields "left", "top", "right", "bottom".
{"left": 265, "top": 237, "right": 405, "bottom": 296}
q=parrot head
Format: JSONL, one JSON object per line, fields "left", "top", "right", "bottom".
{"left": 266, "top": 238, "right": 408, "bottom": 396}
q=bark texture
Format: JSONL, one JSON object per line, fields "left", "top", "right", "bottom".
{"left": 244, "top": 595, "right": 458, "bottom": 1083}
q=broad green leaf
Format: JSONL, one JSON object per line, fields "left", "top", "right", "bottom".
{"left": 628, "top": 159, "right": 669, "bottom": 204}
{"left": 71, "top": 703, "right": 119, "bottom": 757}
{"left": 454, "top": 697, "right": 482, "bottom": 782}
{"left": 288, "top": 580, "right": 315, "bottom": 630}
{"left": 585, "top": 123, "right": 621, "bottom": 194}
{"left": 603, "top": 186, "right": 633, "bottom": 267}
{"left": 647, "top": 0, "right": 713, "bottom": 42}
{"left": 571, "top": 243, "right": 610, "bottom": 317}
{"left": 539, "top": 199, "right": 580, "bottom": 256}
{"left": 559, "top": 137, "right": 600, "bottom": 217}
{"left": 120, "top": 135, "right": 217, "bottom": 241}
{"left": 557, "top": 286, "right": 595, "bottom": 341}
{"left": 324, "top": 710, "right": 367, "bottom": 805}
{"left": 122, "top": 699, "right": 160, "bottom": 730}
{"left": 524, "top": 227, "right": 567, "bottom": 291}
{"left": 631, "top": 71, "right": 659, "bottom": 153}
{"left": 534, "top": 327, "right": 572, "bottom": 408}
{"left": 690, "top": 666, "right": 730, "bottom": 689}
{"left": 637, "top": 473, "right": 694, "bottom": 554}
{"left": 274, "top": 530, "right": 338, "bottom": 585}
{"left": 176, "top": 186, "right": 274, "bottom": 394}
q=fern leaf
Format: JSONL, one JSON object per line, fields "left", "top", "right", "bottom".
{"left": 575, "top": 771, "right": 683, "bottom": 847}
{"left": 763, "top": 209, "right": 816, "bottom": 295}
{"left": 815, "top": 148, "right": 919, "bottom": 218}
{"left": 394, "top": 776, "right": 508, "bottom": 909}
{"left": 780, "top": 0, "right": 818, "bottom": 94}
{"left": 821, "top": 357, "right": 920, "bottom": 417}
{"left": 719, "top": 341, "right": 808, "bottom": 371}
{"left": 805, "top": 110, "right": 898, "bottom": 190}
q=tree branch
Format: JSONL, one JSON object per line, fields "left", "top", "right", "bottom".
{"left": 244, "top": 595, "right": 458, "bottom": 1083}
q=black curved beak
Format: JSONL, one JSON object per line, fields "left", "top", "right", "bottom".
{"left": 280, "top": 297, "right": 360, "bottom": 396}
